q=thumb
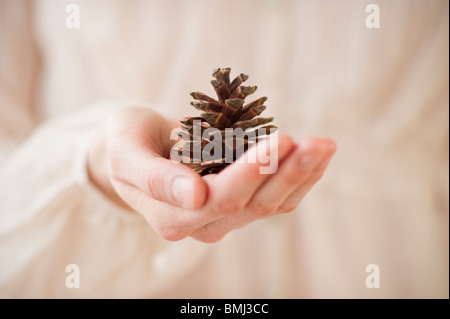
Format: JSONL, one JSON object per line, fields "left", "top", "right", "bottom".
{"left": 143, "top": 157, "right": 208, "bottom": 210}
{"left": 104, "top": 108, "right": 207, "bottom": 210}
{"left": 110, "top": 143, "right": 207, "bottom": 210}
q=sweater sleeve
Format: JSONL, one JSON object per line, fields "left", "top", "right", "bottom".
{"left": 0, "top": 101, "right": 208, "bottom": 298}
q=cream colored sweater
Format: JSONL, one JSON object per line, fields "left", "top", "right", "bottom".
{"left": 0, "top": 0, "right": 448, "bottom": 298}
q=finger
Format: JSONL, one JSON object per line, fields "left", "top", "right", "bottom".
{"left": 190, "top": 138, "right": 336, "bottom": 242}
{"left": 207, "top": 134, "right": 294, "bottom": 217}
{"left": 108, "top": 139, "right": 208, "bottom": 210}
{"left": 245, "top": 137, "right": 336, "bottom": 217}
{"left": 276, "top": 140, "right": 336, "bottom": 214}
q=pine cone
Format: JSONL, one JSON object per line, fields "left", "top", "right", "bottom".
{"left": 176, "top": 68, "right": 277, "bottom": 175}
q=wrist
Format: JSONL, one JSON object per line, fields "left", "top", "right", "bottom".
{"left": 87, "top": 130, "right": 133, "bottom": 211}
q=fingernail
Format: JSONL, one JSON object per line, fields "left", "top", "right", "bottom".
{"left": 300, "top": 154, "right": 321, "bottom": 168}
{"left": 172, "top": 177, "right": 195, "bottom": 209}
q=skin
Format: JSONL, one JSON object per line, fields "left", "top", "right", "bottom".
{"left": 87, "top": 107, "right": 336, "bottom": 243}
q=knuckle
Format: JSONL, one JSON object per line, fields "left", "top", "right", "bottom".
{"left": 192, "top": 223, "right": 227, "bottom": 243}
{"left": 213, "top": 198, "right": 243, "bottom": 215}
{"left": 154, "top": 225, "right": 188, "bottom": 242}
{"left": 276, "top": 203, "right": 297, "bottom": 214}
{"left": 247, "top": 201, "right": 275, "bottom": 217}
{"left": 312, "top": 164, "right": 326, "bottom": 174}
{"left": 196, "top": 229, "right": 226, "bottom": 243}
{"left": 309, "top": 170, "right": 325, "bottom": 183}
{"left": 196, "top": 232, "right": 225, "bottom": 243}
{"left": 285, "top": 172, "right": 300, "bottom": 186}
{"left": 283, "top": 165, "right": 304, "bottom": 186}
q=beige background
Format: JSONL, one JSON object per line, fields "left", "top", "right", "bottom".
{"left": 0, "top": 0, "right": 448, "bottom": 298}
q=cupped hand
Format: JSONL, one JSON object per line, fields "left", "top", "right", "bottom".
{"left": 87, "top": 107, "right": 336, "bottom": 242}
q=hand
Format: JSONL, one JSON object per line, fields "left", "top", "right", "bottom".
{"left": 87, "top": 107, "right": 336, "bottom": 242}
